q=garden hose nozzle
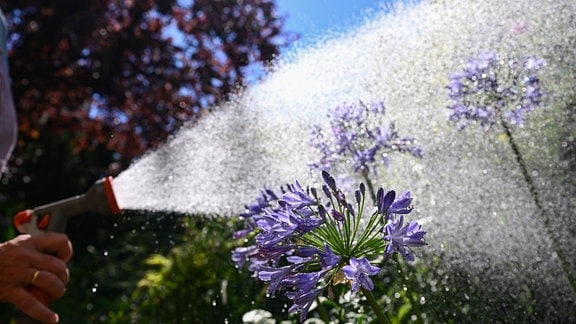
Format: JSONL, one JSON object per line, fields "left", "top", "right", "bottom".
{"left": 13, "top": 176, "right": 122, "bottom": 235}
{"left": 11, "top": 177, "right": 121, "bottom": 323}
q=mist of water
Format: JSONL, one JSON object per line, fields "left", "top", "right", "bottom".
{"left": 113, "top": 0, "right": 576, "bottom": 320}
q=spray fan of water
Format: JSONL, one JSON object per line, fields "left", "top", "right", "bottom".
{"left": 113, "top": 0, "right": 575, "bottom": 320}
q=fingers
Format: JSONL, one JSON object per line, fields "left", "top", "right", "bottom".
{"left": 10, "top": 287, "right": 59, "bottom": 323}
{"left": 29, "top": 252, "right": 70, "bottom": 286}
{"left": 0, "top": 236, "right": 70, "bottom": 288}
{"left": 32, "top": 233, "right": 73, "bottom": 263}
{"left": 0, "top": 234, "right": 71, "bottom": 323}
{"left": 29, "top": 233, "right": 72, "bottom": 286}
{"left": 29, "top": 268, "right": 67, "bottom": 300}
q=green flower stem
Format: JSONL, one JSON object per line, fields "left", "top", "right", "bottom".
{"left": 393, "top": 257, "right": 423, "bottom": 323}
{"left": 362, "top": 173, "right": 378, "bottom": 202}
{"left": 362, "top": 173, "right": 422, "bottom": 321}
{"left": 497, "top": 113, "right": 576, "bottom": 297}
{"left": 316, "top": 298, "right": 330, "bottom": 323}
{"left": 361, "top": 287, "right": 391, "bottom": 324}
{"left": 497, "top": 114, "right": 542, "bottom": 211}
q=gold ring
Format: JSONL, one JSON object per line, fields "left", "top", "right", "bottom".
{"left": 31, "top": 270, "right": 40, "bottom": 285}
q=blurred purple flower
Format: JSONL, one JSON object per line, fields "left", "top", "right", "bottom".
{"left": 447, "top": 52, "right": 545, "bottom": 130}
{"left": 309, "top": 101, "right": 423, "bottom": 176}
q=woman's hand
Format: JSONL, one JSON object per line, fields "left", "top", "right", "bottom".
{"left": 0, "top": 233, "right": 73, "bottom": 323}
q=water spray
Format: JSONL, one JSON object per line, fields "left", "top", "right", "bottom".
{"left": 11, "top": 177, "right": 121, "bottom": 323}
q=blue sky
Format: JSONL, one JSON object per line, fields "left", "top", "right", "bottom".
{"left": 275, "top": 0, "right": 397, "bottom": 50}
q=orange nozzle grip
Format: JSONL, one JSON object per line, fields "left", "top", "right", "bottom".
{"left": 103, "top": 176, "right": 121, "bottom": 215}
{"left": 13, "top": 210, "right": 33, "bottom": 229}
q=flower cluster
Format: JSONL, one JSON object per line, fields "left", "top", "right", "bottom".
{"left": 232, "top": 171, "right": 427, "bottom": 322}
{"left": 309, "top": 101, "right": 423, "bottom": 177}
{"left": 447, "top": 51, "right": 545, "bottom": 130}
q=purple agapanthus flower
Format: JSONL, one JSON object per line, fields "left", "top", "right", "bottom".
{"left": 287, "top": 288, "right": 324, "bottom": 322}
{"left": 281, "top": 271, "right": 324, "bottom": 292}
{"left": 255, "top": 210, "right": 299, "bottom": 248}
{"left": 318, "top": 244, "right": 341, "bottom": 269}
{"left": 309, "top": 101, "right": 423, "bottom": 177}
{"left": 377, "top": 188, "right": 413, "bottom": 220}
{"left": 287, "top": 246, "right": 321, "bottom": 265}
{"left": 342, "top": 257, "right": 381, "bottom": 293}
{"left": 258, "top": 264, "right": 299, "bottom": 296}
{"left": 234, "top": 187, "right": 282, "bottom": 240}
{"left": 232, "top": 170, "right": 427, "bottom": 322}
{"left": 282, "top": 181, "right": 317, "bottom": 209}
{"left": 231, "top": 245, "right": 258, "bottom": 268}
{"left": 384, "top": 215, "right": 428, "bottom": 262}
{"left": 447, "top": 52, "right": 545, "bottom": 130}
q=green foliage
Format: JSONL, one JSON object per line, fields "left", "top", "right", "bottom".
{"left": 107, "top": 216, "right": 289, "bottom": 323}
{"left": 48, "top": 211, "right": 190, "bottom": 323}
